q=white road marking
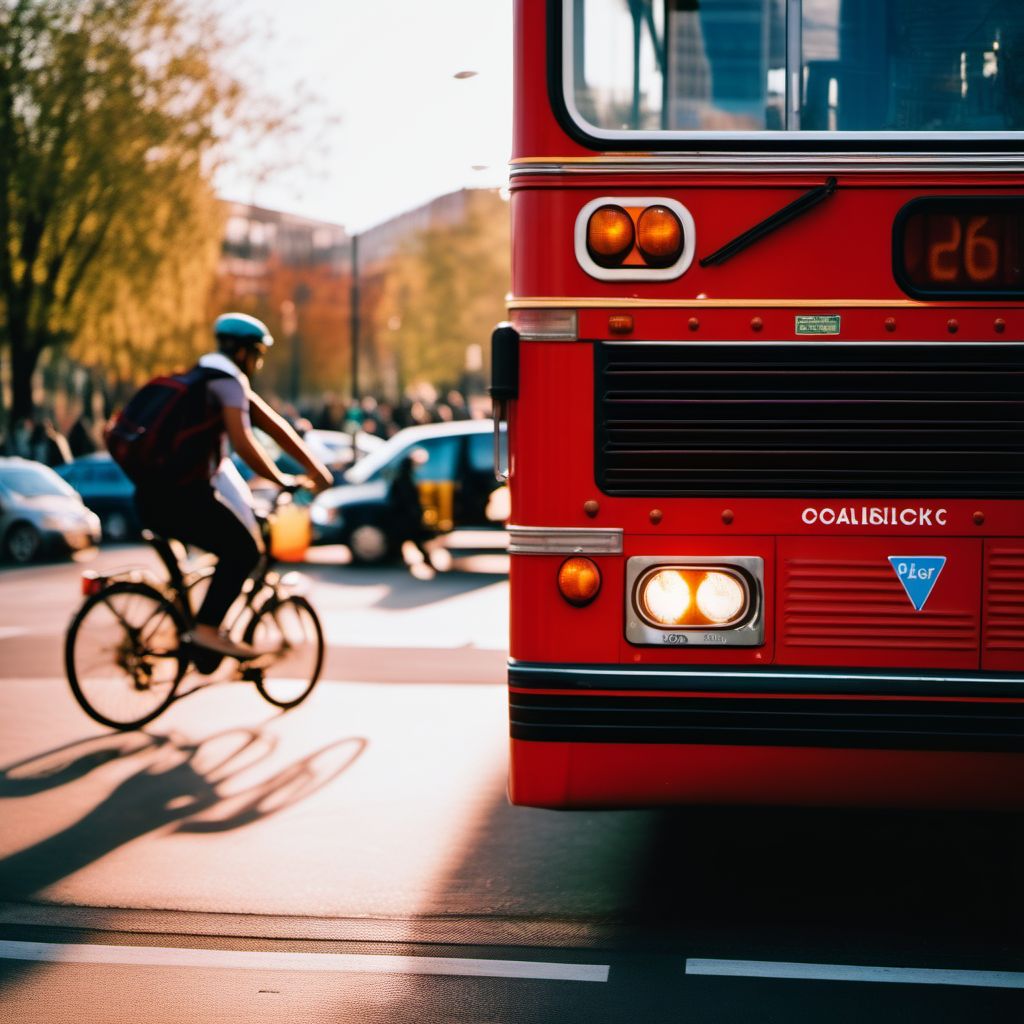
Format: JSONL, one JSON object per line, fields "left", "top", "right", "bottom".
{"left": 686, "top": 959, "right": 1024, "bottom": 989}
{"left": 0, "top": 940, "right": 609, "bottom": 983}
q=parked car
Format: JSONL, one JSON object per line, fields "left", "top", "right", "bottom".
{"left": 55, "top": 452, "right": 141, "bottom": 541}
{"left": 0, "top": 457, "right": 101, "bottom": 563}
{"left": 232, "top": 428, "right": 385, "bottom": 492}
{"left": 310, "top": 420, "right": 507, "bottom": 564}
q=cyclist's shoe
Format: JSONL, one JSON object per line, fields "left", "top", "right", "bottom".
{"left": 188, "top": 626, "right": 261, "bottom": 661}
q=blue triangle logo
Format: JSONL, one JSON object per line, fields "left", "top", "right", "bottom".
{"left": 888, "top": 556, "right": 946, "bottom": 611}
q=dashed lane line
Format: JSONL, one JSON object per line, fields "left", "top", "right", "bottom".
{"left": 0, "top": 940, "right": 609, "bottom": 983}
{"left": 686, "top": 959, "right": 1024, "bottom": 989}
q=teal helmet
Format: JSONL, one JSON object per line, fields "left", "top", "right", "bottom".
{"left": 214, "top": 312, "right": 274, "bottom": 350}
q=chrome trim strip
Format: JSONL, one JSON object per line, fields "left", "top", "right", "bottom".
{"left": 508, "top": 663, "right": 1024, "bottom": 698}
{"left": 601, "top": 340, "right": 1024, "bottom": 347}
{"left": 510, "top": 664, "right": 1020, "bottom": 686}
{"left": 507, "top": 297, "right": 1016, "bottom": 310}
{"left": 510, "top": 156, "right": 1024, "bottom": 175}
{"left": 507, "top": 526, "right": 624, "bottom": 556}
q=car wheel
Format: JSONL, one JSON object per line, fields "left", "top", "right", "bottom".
{"left": 5, "top": 523, "right": 41, "bottom": 564}
{"left": 348, "top": 524, "right": 393, "bottom": 565}
{"left": 103, "top": 512, "right": 129, "bottom": 542}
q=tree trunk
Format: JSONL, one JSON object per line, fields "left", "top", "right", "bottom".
{"left": 9, "top": 341, "right": 40, "bottom": 423}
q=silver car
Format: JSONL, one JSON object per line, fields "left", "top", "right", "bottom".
{"left": 0, "top": 457, "right": 101, "bottom": 564}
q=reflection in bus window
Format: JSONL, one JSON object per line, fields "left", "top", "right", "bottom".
{"left": 570, "top": 0, "right": 1024, "bottom": 135}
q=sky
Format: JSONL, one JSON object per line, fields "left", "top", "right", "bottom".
{"left": 212, "top": 0, "right": 514, "bottom": 235}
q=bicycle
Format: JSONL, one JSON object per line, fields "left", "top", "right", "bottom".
{"left": 64, "top": 486, "right": 324, "bottom": 731}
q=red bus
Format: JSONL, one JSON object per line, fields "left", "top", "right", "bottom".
{"left": 494, "top": 0, "right": 1024, "bottom": 809}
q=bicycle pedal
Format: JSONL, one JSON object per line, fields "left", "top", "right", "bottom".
{"left": 191, "top": 650, "right": 224, "bottom": 675}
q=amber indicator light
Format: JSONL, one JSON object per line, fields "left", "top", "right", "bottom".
{"left": 557, "top": 557, "right": 602, "bottom": 607}
{"left": 587, "top": 205, "right": 634, "bottom": 266}
{"left": 895, "top": 198, "right": 1024, "bottom": 298}
{"left": 636, "top": 206, "right": 684, "bottom": 266}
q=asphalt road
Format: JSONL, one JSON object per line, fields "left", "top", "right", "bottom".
{"left": 1, "top": 546, "right": 1023, "bottom": 1022}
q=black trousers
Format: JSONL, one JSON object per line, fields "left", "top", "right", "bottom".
{"left": 135, "top": 482, "right": 261, "bottom": 628}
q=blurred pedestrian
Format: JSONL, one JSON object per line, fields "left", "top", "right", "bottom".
{"left": 68, "top": 413, "right": 99, "bottom": 457}
{"left": 389, "top": 450, "right": 436, "bottom": 575}
{"left": 31, "top": 418, "right": 72, "bottom": 466}
{"left": 8, "top": 417, "right": 34, "bottom": 458}
{"left": 446, "top": 390, "right": 470, "bottom": 420}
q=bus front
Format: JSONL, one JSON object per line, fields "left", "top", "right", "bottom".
{"left": 501, "top": 0, "right": 1024, "bottom": 808}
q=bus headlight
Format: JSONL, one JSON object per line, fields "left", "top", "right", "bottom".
{"left": 696, "top": 571, "right": 746, "bottom": 623}
{"left": 640, "top": 569, "right": 692, "bottom": 625}
{"left": 632, "top": 562, "right": 757, "bottom": 634}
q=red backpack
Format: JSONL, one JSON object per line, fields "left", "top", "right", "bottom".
{"left": 105, "top": 366, "right": 230, "bottom": 485}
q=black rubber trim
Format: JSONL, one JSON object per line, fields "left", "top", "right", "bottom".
{"left": 892, "top": 196, "right": 1024, "bottom": 300}
{"left": 508, "top": 662, "right": 1024, "bottom": 700}
{"left": 545, "top": 0, "right": 1022, "bottom": 155}
{"left": 510, "top": 690, "right": 1024, "bottom": 752}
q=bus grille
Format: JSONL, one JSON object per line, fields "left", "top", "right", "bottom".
{"left": 594, "top": 342, "right": 1024, "bottom": 498}
{"left": 985, "top": 547, "right": 1024, "bottom": 653}
{"left": 781, "top": 558, "right": 977, "bottom": 652}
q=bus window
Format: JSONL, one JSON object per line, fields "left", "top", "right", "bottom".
{"left": 567, "top": 0, "right": 1024, "bottom": 137}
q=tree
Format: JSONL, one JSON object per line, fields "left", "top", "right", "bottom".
{"left": 0, "top": 0, "right": 247, "bottom": 421}
{"left": 373, "top": 190, "right": 510, "bottom": 400}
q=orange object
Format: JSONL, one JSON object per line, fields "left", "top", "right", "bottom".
{"left": 587, "top": 205, "right": 634, "bottom": 264}
{"left": 636, "top": 205, "right": 683, "bottom": 264}
{"left": 557, "top": 557, "right": 601, "bottom": 606}
{"left": 269, "top": 503, "right": 312, "bottom": 562}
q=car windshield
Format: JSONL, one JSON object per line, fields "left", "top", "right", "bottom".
{"left": 342, "top": 434, "right": 410, "bottom": 485}
{"left": 568, "top": 0, "right": 1024, "bottom": 138}
{"left": 0, "top": 464, "right": 76, "bottom": 498}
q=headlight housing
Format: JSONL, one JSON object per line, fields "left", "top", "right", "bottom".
{"left": 626, "top": 556, "right": 764, "bottom": 647}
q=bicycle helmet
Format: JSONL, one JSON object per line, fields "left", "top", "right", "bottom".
{"left": 214, "top": 312, "right": 274, "bottom": 350}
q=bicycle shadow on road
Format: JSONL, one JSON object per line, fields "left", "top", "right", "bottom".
{"left": 0, "top": 725, "right": 366, "bottom": 982}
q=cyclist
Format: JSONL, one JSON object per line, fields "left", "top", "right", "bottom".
{"left": 133, "top": 312, "right": 333, "bottom": 660}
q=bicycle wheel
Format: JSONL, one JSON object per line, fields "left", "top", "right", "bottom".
{"left": 243, "top": 594, "right": 324, "bottom": 709}
{"left": 65, "top": 581, "right": 189, "bottom": 730}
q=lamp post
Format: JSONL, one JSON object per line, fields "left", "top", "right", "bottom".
{"left": 349, "top": 233, "right": 360, "bottom": 405}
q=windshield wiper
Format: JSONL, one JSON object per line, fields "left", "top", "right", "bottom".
{"left": 699, "top": 176, "right": 838, "bottom": 268}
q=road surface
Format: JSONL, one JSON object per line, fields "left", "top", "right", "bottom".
{"left": 0, "top": 546, "right": 1022, "bottom": 1022}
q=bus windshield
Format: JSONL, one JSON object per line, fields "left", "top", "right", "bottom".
{"left": 567, "top": 0, "right": 1024, "bottom": 138}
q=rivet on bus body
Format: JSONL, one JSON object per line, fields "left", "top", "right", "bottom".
{"left": 722, "top": 509, "right": 734, "bottom": 525}
{"left": 750, "top": 317, "right": 763, "bottom": 332}
{"left": 973, "top": 511, "right": 985, "bottom": 526}
{"left": 947, "top": 319, "right": 959, "bottom": 334}
{"left": 884, "top": 318, "right": 897, "bottom": 333}
{"left": 994, "top": 318, "right": 1006, "bottom": 334}
{"left": 649, "top": 509, "right": 663, "bottom": 524}
{"left": 688, "top": 317, "right": 700, "bottom": 332}
{"left": 583, "top": 500, "right": 599, "bottom": 518}
{"left": 608, "top": 314, "right": 633, "bottom": 335}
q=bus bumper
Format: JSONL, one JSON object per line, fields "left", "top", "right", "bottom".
{"left": 507, "top": 663, "right": 1024, "bottom": 809}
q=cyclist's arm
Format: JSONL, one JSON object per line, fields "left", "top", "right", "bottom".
{"left": 249, "top": 393, "right": 333, "bottom": 491}
{"left": 222, "top": 407, "right": 291, "bottom": 489}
